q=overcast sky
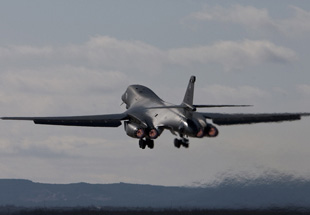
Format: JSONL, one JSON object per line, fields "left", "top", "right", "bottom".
{"left": 0, "top": 0, "right": 310, "bottom": 186}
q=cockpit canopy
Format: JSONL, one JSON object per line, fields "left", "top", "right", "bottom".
{"left": 121, "top": 85, "right": 162, "bottom": 109}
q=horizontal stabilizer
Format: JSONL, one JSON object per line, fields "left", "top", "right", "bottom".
{"left": 146, "top": 104, "right": 252, "bottom": 110}
{"left": 194, "top": 105, "right": 252, "bottom": 108}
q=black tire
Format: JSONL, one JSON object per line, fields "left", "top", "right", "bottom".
{"left": 139, "top": 139, "right": 146, "bottom": 149}
{"left": 147, "top": 139, "right": 154, "bottom": 149}
{"left": 182, "top": 142, "right": 189, "bottom": 148}
{"left": 174, "top": 138, "right": 181, "bottom": 148}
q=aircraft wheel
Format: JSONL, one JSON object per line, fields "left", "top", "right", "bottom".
{"left": 139, "top": 139, "right": 146, "bottom": 149}
{"left": 182, "top": 142, "right": 189, "bottom": 148}
{"left": 174, "top": 138, "right": 181, "bottom": 148}
{"left": 147, "top": 139, "right": 154, "bottom": 149}
{"left": 181, "top": 138, "right": 189, "bottom": 148}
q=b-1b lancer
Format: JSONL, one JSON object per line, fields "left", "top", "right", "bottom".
{"left": 2, "top": 76, "right": 310, "bottom": 149}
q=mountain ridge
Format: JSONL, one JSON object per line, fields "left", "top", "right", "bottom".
{"left": 0, "top": 176, "right": 310, "bottom": 208}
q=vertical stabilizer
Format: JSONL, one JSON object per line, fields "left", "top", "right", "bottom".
{"left": 182, "top": 76, "right": 196, "bottom": 108}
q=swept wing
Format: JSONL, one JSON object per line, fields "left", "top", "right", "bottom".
{"left": 1, "top": 113, "right": 128, "bottom": 127}
{"left": 201, "top": 112, "right": 310, "bottom": 125}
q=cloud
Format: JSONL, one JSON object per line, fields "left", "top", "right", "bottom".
{"left": 0, "top": 36, "right": 296, "bottom": 75}
{"left": 0, "top": 45, "right": 53, "bottom": 59}
{"left": 189, "top": 4, "right": 310, "bottom": 37}
{"left": 13, "top": 135, "right": 112, "bottom": 158}
{"left": 84, "top": 36, "right": 166, "bottom": 72}
{"left": 278, "top": 6, "right": 310, "bottom": 36}
{"left": 0, "top": 35, "right": 298, "bottom": 119}
{"left": 1, "top": 66, "right": 126, "bottom": 95}
{"left": 200, "top": 84, "right": 269, "bottom": 102}
{"left": 0, "top": 36, "right": 297, "bottom": 116}
{"left": 297, "top": 84, "right": 310, "bottom": 96}
{"left": 0, "top": 36, "right": 299, "bottom": 118}
{"left": 0, "top": 36, "right": 166, "bottom": 74}
{"left": 0, "top": 66, "right": 128, "bottom": 115}
{"left": 190, "top": 4, "right": 271, "bottom": 27}
{"left": 168, "top": 40, "right": 296, "bottom": 70}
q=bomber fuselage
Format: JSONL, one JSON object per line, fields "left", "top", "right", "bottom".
{"left": 121, "top": 85, "right": 215, "bottom": 140}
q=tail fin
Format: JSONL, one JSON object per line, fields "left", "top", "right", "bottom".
{"left": 182, "top": 76, "right": 196, "bottom": 109}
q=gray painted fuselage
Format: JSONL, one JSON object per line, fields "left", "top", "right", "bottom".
{"left": 122, "top": 85, "right": 208, "bottom": 139}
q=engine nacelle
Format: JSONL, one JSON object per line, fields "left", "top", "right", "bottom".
{"left": 124, "top": 121, "right": 145, "bottom": 138}
{"left": 204, "top": 124, "right": 219, "bottom": 137}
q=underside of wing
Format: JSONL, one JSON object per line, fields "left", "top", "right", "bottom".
{"left": 201, "top": 112, "right": 310, "bottom": 125}
{"left": 1, "top": 113, "right": 128, "bottom": 127}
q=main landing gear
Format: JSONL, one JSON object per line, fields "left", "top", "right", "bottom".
{"left": 139, "top": 139, "right": 154, "bottom": 149}
{"left": 138, "top": 137, "right": 189, "bottom": 149}
{"left": 174, "top": 138, "right": 189, "bottom": 148}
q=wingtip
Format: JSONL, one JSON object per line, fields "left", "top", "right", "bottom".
{"left": 1, "top": 117, "right": 13, "bottom": 120}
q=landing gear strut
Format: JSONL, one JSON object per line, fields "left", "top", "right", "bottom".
{"left": 174, "top": 138, "right": 189, "bottom": 148}
{"left": 139, "top": 139, "right": 154, "bottom": 149}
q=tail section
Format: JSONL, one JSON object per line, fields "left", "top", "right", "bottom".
{"left": 182, "top": 76, "right": 196, "bottom": 109}
{"left": 147, "top": 76, "right": 250, "bottom": 111}
{"left": 181, "top": 76, "right": 250, "bottom": 110}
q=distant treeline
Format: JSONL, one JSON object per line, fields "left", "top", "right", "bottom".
{"left": 1, "top": 206, "right": 310, "bottom": 215}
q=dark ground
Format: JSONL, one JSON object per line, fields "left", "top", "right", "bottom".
{"left": 1, "top": 206, "right": 310, "bottom": 215}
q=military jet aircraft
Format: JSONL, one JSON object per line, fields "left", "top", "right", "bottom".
{"left": 2, "top": 76, "right": 310, "bottom": 149}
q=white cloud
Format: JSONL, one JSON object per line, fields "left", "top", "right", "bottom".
{"left": 297, "top": 84, "right": 310, "bottom": 96}
{"left": 0, "top": 36, "right": 296, "bottom": 74}
{"left": 0, "top": 36, "right": 297, "bottom": 115}
{"left": 1, "top": 66, "right": 126, "bottom": 94}
{"left": 0, "top": 36, "right": 166, "bottom": 74}
{"left": 189, "top": 4, "right": 310, "bottom": 37}
{"left": 78, "top": 36, "right": 166, "bottom": 73}
{"left": 278, "top": 6, "right": 310, "bottom": 36}
{"left": 17, "top": 135, "right": 112, "bottom": 158}
{"left": 191, "top": 5, "right": 271, "bottom": 27}
{"left": 201, "top": 84, "right": 269, "bottom": 102}
{"left": 86, "top": 36, "right": 165, "bottom": 64}
{"left": 0, "top": 65, "right": 128, "bottom": 115}
{"left": 168, "top": 40, "right": 296, "bottom": 70}
{"left": 0, "top": 45, "right": 53, "bottom": 59}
